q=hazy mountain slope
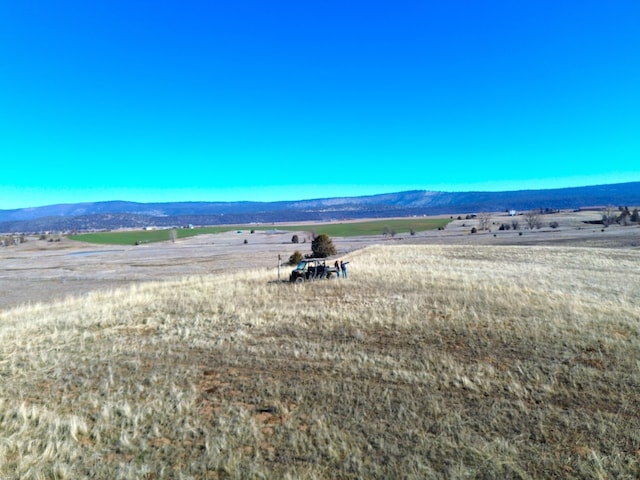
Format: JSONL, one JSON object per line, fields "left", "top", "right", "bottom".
{"left": 1, "top": 182, "right": 638, "bottom": 233}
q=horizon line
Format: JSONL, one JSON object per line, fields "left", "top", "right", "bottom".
{"left": 3, "top": 179, "right": 639, "bottom": 211}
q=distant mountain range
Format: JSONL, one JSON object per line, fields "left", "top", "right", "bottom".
{"left": 1, "top": 182, "right": 639, "bottom": 233}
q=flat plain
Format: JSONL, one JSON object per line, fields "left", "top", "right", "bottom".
{"left": 1, "top": 211, "right": 637, "bottom": 311}
{"left": 1, "top": 211, "right": 639, "bottom": 478}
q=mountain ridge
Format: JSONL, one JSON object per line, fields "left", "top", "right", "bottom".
{"left": 1, "top": 181, "right": 639, "bottom": 233}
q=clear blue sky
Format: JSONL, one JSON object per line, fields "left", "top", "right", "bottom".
{"left": 1, "top": 1, "right": 639, "bottom": 209}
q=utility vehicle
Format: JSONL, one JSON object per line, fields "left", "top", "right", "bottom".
{"left": 289, "top": 258, "right": 338, "bottom": 283}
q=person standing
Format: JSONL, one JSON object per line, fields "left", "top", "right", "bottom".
{"left": 340, "top": 260, "right": 349, "bottom": 279}
{"left": 334, "top": 260, "right": 341, "bottom": 278}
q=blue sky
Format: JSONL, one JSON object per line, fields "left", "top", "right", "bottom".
{"left": 1, "top": 1, "right": 639, "bottom": 209}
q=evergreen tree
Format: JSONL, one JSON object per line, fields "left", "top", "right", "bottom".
{"left": 311, "top": 234, "right": 337, "bottom": 258}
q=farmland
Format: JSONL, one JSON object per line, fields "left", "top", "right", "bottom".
{"left": 68, "top": 217, "right": 451, "bottom": 245}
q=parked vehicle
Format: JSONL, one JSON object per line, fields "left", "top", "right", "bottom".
{"left": 289, "top": 258, "right": 338, "bottom": 283}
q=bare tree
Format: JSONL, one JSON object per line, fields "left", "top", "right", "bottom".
{"left": 602, "top": 205, "right": 617, "bottom": 226}
{"left": 619, "top": 207, "right": 630, "bottom": 226}
{"left": 524, "top": 210, "right": 542, "bottom": 230}
{"left": 478, "top": 212, "right": 492, "bottom": 231}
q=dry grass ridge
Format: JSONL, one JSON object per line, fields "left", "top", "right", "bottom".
{"left": 1, "top": 244, "right": 639, "bottom": 478}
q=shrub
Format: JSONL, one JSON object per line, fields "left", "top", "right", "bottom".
{"left": 291, "top": 234, "right": 299, "bottom": 244}
{"left": 470, "top": 227, "right": 478, "bottom": 234}
{"left": 311, "top": 234, "right": 337, "bottom": 258}
{"left": 288, "top": 250, "right": 304, "bottom": 266}
{"left": 549, "top": 221, "right": 559, "bottom": 229}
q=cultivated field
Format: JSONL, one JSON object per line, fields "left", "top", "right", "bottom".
{"left": 68, "top": 218, "right": 452, "bottom": 245}
{"left": 1, "top": 239, "right": 639, "bottom": 478}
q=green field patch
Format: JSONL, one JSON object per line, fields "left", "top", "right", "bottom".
{"left": 270, "top": 218, "right": 451, "bottom": 237}
{"left": 70, "top": 218, "right": 451, "bottom": 245}
{"left": 69, "top": 227, "right": 229, "bottom": 245}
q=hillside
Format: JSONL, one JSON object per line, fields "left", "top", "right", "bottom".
{"left": 1, "top": 244, "right": 639, "bottom": 478}
{"left": 1, "top": 181, "right": 639, "bottom": 233}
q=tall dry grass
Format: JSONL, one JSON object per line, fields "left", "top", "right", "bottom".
{"left": 1, "top": 245, "right": 639, "bottom": 479}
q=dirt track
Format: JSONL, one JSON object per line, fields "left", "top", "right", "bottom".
{"left": 1, "top": 214, "right": 638, "bottom": 311}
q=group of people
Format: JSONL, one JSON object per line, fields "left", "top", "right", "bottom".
{"left": 334, "top": 260, "right": 349, "bottom": 279}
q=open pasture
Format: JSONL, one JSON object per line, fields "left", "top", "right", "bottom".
{"left": 69, "top": 217, "right": 452, "bottom": 245}
{"left": 1, "top": 244, "right": 638, "bottom": 478}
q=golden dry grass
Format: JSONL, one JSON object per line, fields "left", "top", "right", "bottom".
{"left": 1, "top": 244, "right": 639, "bottom": 479}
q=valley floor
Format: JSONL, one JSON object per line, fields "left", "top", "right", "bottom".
{"left": 1, "top": 211, "right": 638, "bottom": 311}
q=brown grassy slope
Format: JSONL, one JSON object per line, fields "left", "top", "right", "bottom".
{"left": 0, "top": 245, "right": 639, "bottom": 479}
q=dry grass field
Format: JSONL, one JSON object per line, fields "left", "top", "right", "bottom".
{"left": 1, "top": 240, "right": 639, "bottom": 478}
